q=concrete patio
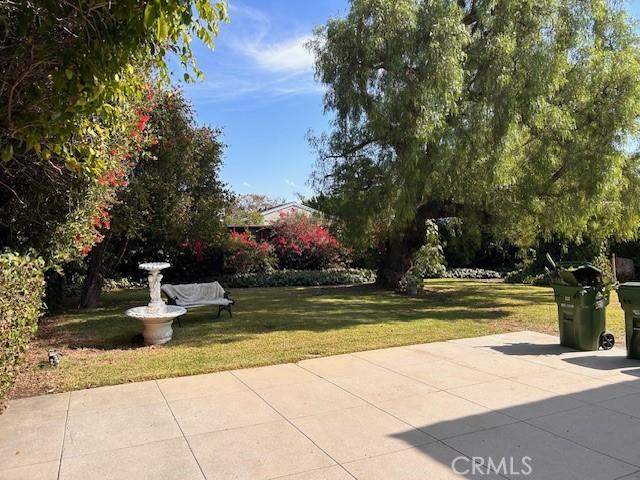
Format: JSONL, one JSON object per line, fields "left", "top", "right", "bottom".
{"left": 2, "top": 331, "right": 640, "bottom": 480}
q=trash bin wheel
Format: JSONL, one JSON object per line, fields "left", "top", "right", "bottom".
{"left": 599, "top": 332, "right": 615, "bottom": 350}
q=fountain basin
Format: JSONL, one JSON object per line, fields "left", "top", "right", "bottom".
{"left": 125, "top": 305, "right": 186, "bottom": 345}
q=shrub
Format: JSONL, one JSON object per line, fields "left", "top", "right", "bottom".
{"left": 410, "top": 220, "right": 446, "bottom": 279}
{"left": 0, "top": 252, "right": 45, "bottom": 404}
{"left": 443, "top": 268, "right": 503, "bottom": 279}
{"left": 225, "top": 231, "right": 277, "bottom": 274}
{"left": 218, "top": 268, "right": 375, "bottom": 288}
{"left": 271, "top": 212, "right": 348, "bottom": 270}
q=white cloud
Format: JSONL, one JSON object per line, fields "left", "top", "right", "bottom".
{"left": 285, "top": 179, "right": 298, "bottom": 187}
{"left": 242, "top": 35, "right": 314, "bottom": 74}
{"left": 242, "top": 181, "right": 251, "bottom": 187}
{"left": 180, "top": 3, "right": 322, "bottom": 104}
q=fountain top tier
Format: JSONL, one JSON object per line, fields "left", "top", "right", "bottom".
{"left": 139, "top": 262, "right": 171, "bottom": 272}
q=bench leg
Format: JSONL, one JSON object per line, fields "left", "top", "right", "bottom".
{"left": 216, "top": 305, "right": 232, "bottom": 319}
{"left": 176, "top": 315, "right": 183, "bottom": 328}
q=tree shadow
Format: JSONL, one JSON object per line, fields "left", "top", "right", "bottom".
{"left": 42, "top": 283, "right": 527, "bottom": 350}
{"left": 386, "top": 362, "right": 640, "bottom": 479}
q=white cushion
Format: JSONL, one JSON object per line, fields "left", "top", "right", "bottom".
{"left": 161, "top": 282, "right": 231, "bottom": 308}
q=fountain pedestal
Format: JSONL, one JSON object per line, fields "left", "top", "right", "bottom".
{"left": 125, "top": 262, "right": 185, "bottom": 345}
{"left": 125, "top": 305, "right": 186, "bottom": 345}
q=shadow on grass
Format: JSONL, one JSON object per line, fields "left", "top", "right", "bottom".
{"left": 41, "top": 283, "right": 553, "bottom": 351}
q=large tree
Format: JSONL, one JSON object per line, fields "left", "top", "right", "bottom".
{"left": 0, "top": 1, "right": 227, "bottom": 268}
{"left": 311, "top": 0, "right": 640, "bottom": 286}
{"left": 80, "top": 89, "right": 229, "bottom": 307}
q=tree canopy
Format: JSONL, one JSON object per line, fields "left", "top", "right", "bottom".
{"left": 0, "top": 0, "right": 227, "bottom": 268}
{"left": 311, "top": 0, "right": 640, "bottom": 285}
{"left": 80, "top": 89, "right": 230, "bottom": 307}
{"left": 1, "top": 0, "right": 227, "bottom": 172}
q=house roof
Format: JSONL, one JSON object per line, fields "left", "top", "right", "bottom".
{"left": 259, "top": 202, "right": 322, "bottom": 217}
{"left": 226, "top": 202, "right": 323, "bottom": 228}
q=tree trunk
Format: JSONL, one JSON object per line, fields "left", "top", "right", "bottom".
{"left": 80, "top": 234, "right": 130, "bottom": 308}
{"left": 377, "top": 205, "right": 431, "bottom": 288}
{"left": 377, "top": 201, "right": 458, "bottom": 288}
{"left": 79, "top": 238, "right": 109, "bottom": 309}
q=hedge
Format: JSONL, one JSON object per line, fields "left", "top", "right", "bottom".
{"left": 218, "top": 268, "right": 376, "bottom": 288}
{"left": 0, "top": 252, "right": 45, "bottom": 403}
{"left": 441, "top": 268, "right": 503, "bottom": 280}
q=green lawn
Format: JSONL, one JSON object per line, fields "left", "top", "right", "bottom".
{"left": 13, "top": 279, "right": 626, "bottom": 397}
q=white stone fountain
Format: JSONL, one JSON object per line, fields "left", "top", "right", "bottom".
{"left": 125, "top": 262, "right": 186, "bottom": 345}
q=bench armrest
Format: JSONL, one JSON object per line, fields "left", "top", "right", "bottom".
{"left": 223, "top": 291, "right": 235, "bottom": 305}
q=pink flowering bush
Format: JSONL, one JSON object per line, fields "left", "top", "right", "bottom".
{"left": 271, "top": 211, "right": 348, "bottom": 270}
{"left": 225, "top": 231, "right": 277, "bottom": 273}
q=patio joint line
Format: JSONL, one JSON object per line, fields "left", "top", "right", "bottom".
{"left": 229, "top": 371, "right": 358, "bottom": 480}
{"left": 506, "top": 375, "right": 640, "bottom": 412}
{"left": 520, "top": 416, "right": 640, "bottom": 470}
{"left": 337, "top": 439, "right": 512, "bottom": 480}
{"left": 342, "top": 350, "right": 590, "bottom": 426}
{"left": 403, "top": 336, "right": 633, "bottom": 383}
{"left": 613, "top": 469, "right": 640, "bottom": 480}
{"left": 322, "top": 343, "right": 639, "bottom": 465}
{"left": 294, "top": 363, "right": 441, "bottom": 446}
{"left": 348, "top": 350, "right": 502, "bottom": 391}
{"left": 55, "top": 392, "right": 71, "bottom": 480}
{"left": 266, "top": 463, "right": 349, "bottom": 480}
{"left": 154, "top": 380, "right": 207, "bottom": 480}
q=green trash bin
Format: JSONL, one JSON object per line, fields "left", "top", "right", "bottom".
{"left": 551, "top": 283, "right": 613, "bottom": 351}
{"left": 616, "top": 282, "right": 640, "bottom": 360}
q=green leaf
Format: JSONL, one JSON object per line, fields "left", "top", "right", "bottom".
{"left": 143, "top": 4, "right": 156, "bottom": 29}
{"left": 65, "top": 69, "right": 74, "bottom": 80}
{"left": 1, "top": 145, "right": 13, "bottom": 162}
{"left": 157, "top": 15, "right": 169, "bottom": 40}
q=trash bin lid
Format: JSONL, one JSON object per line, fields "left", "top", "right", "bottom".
{"left": 617, "top": 282, "right": 640, "bottom": 303}
{"left": 557, "top": 264, "right": 602, "bottom": 287}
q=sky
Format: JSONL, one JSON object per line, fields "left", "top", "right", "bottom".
{"left": 177, "top": 1, "right": 640, "bottom": 202}
{"left": 176, "top": 0, "right": 348, "bottom": 202}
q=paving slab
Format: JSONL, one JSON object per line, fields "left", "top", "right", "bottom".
{"left": 68, "top": 380, "right": 163, "bottom": 416}
{"left": 168, "top": 389, "right": 281, "bottom": 436}
{"left": 0, "top": 416, "right": 66, "bottom": 470}
{"left": 328, "top": 369, "right": 437, "bottom": 404}
{"left": 444, "top": 421, "right": 637, "bottom": 480}
{"left": 59, "top": 438, "right": 204, "bottom": 480}
{"left": 0, "top": 461, "right": 59, "bottom": 480}
{"left": 272, "top": 465, "right": 354, "bottom": 480}
{"left": 298, "top": 354, "right": 386, "bottom": 378}
{"left": 529, "top": 404, "right": 640, "bottom": 467}
{"left": 352, "top": 346, "right": 442, "bottom": 369}
{"left": 343, "top": 443, "right": 504, "bottom": 480}
{"left": 256, "top": 379, "right": 366, "bottom": 419}
{"left": 448, "top": 378, "right": 587, "bottom": 420}
{"left": 156, "top": 371, "right": 247, "bottom": 402}
{"left": 597, "top": 391, "right": 640, "bottom": 418}
{"left": 387, "top": 358, "right": 500, "bottom": 390}
{"left": 291, "top": 404, "right": 435, "bottom": 463}
{"left": 233, "top": 363, "right": 320, "bottom": 389}
{"left": 376, "top": 390, "right": 515, "bottom": 440}
{"left": 63, "top": 401, "right": 181, "bottom": 458}
{"left": 187, "top": 420, "right": 335, "bottom": 480}
{"left": 2, "top": 331, "right": 640, "bottom": 480}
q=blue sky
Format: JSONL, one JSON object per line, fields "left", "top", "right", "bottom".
{"left": 177, "top": 0, "right": 348, "bottom": 201}
{"left": 178, "top": 1, "right": 640, "bottom": 202}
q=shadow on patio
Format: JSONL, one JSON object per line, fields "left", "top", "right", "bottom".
{"left": 385, "top": 344, "right": 640, "bottom": 480}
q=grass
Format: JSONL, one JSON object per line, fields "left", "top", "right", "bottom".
{"left": 13, "top": 279, "right": 627, "bottom": 397}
